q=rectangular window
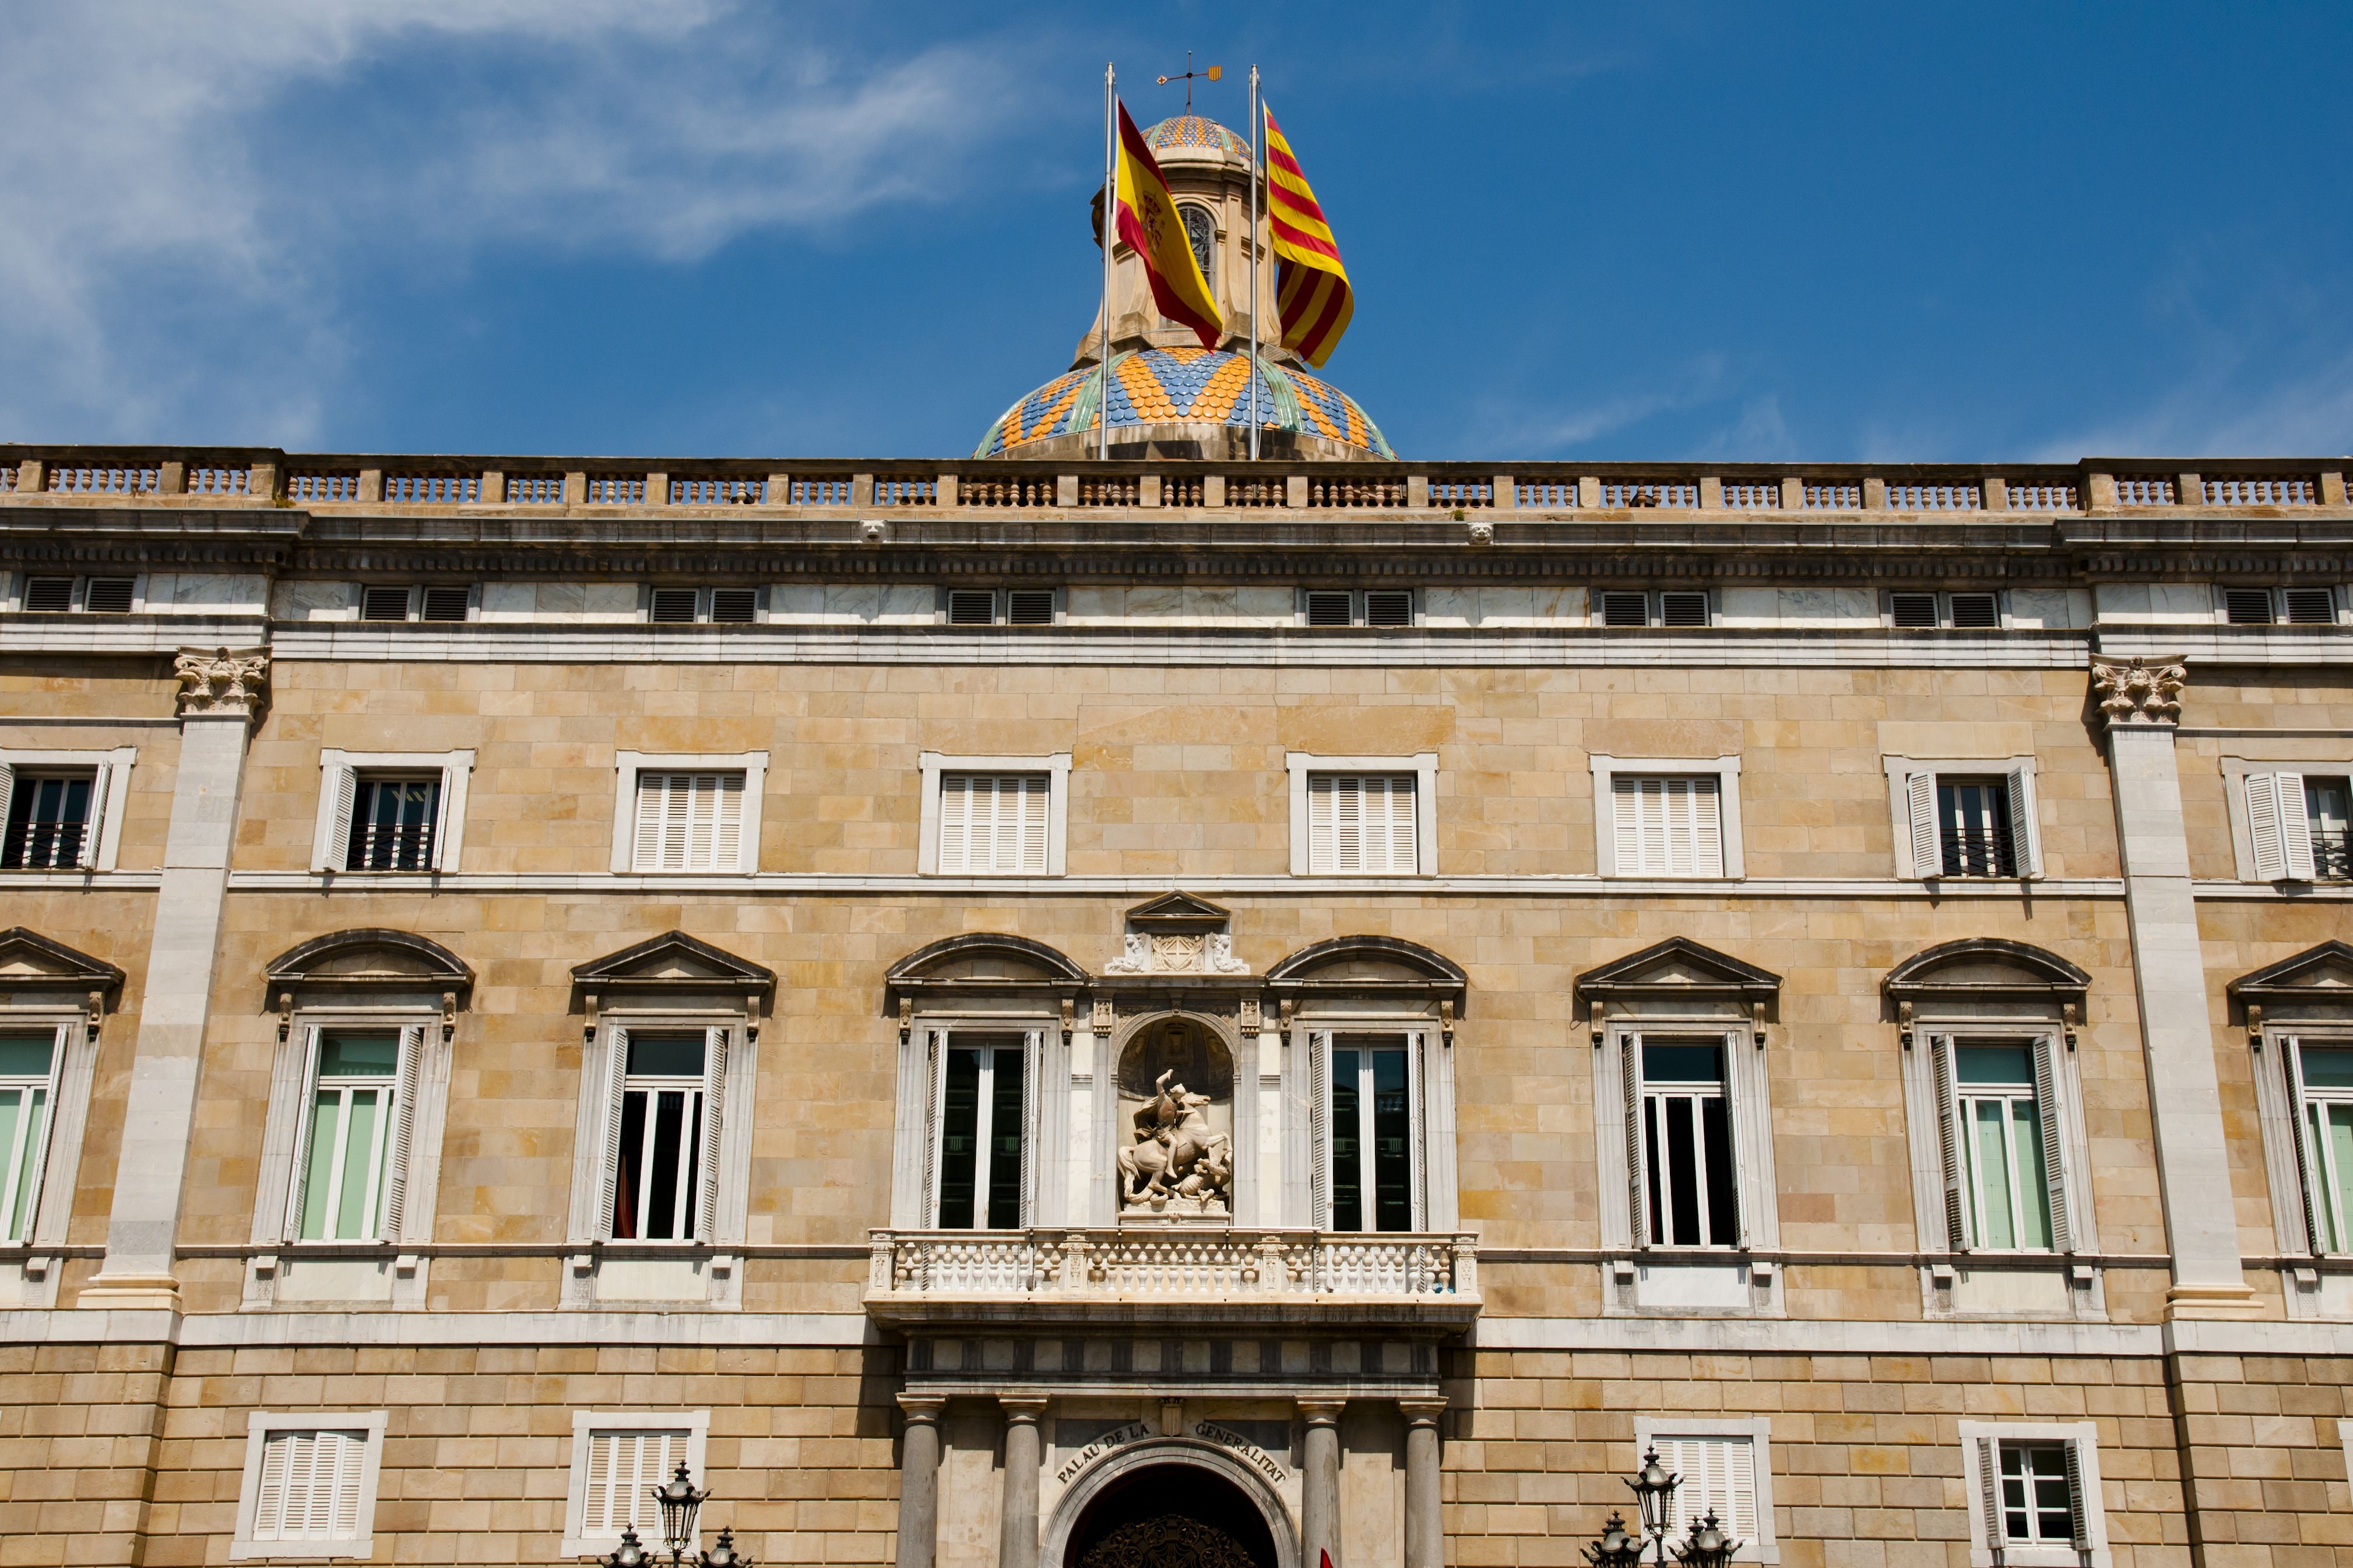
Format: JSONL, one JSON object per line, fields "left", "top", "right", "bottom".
{"left": 1330, "top": 1038, "right": 1413, "bottom": 1232}
{"left": 1647, "top": 1435, "right": 1761, "bottom": 1547}
{"left": 2000, "top": 1443, "right": 2076, "bottom": 1545}
{"left": 2243, "top": 771, "right": 2353, "bottom": 882}
{"left": 1929, "top": 1034, "right": 2070, "bottom": 1255}
{"left": 610, "top": 1032, "right": 706, "bottom": 1241}
{"left": 1634, "top": 1040, "right": 1739, "bottom": 1248}
{"left": 1600, "top": 590, "right": 1649, "bottom": 627}
{"left": 1612, "top": 776, "right": 1724, "bottom": 877}
{"left": 294, "top": 1032, "right": 402, "bottom": 1242}
{"left": 935, "top": 1038, "right": 1024, "bottom": 1229}
{"left": 2, "top": 771, "right": 94, "bottom": 869}
{"left": 1301, "top": 589, "right": 1413, "bottom": 626}
{"left": 0, "top": 1030, "right": 58, "bottom": 1243}
{"left": 248, "top": 1428, "right": 371, "bottom": 1544}
{"left": 22, "top": 576, "right": 74, "bottom": 613}
{"left": 1307, "top": 774, "right": 1418, "bottom": 874}
{"left": 938, "top": 773, "right": 1049, "bottom": 875}
{"left": 2289, "top": 1041, "right": 2353, "bottom": 1253}
{"left": 344, "top": 777, "right": 440, "bottom": 871}
{"left": 631, "top": 772, "right": 745, "bottom": 871}
{"left": 581, "top": 1428, "right": 688, "bottom": 1539}
{"left": 1937, "top": 778, "right": 2017, "bottom": 878}
{"left": 17, "top": 576, "right": 135, "bottom": 614}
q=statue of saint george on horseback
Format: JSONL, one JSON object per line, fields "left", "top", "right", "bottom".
{"left": 1117, "top": 1069, "right": 1233, "bottom": 1215}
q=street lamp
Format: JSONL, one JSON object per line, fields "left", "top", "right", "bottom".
{"left": 597, "top": 1463, "right": 754, "bottom": 1568}
{"left": 1585, "top": 1447, "right": 1742, "bottom": 1568}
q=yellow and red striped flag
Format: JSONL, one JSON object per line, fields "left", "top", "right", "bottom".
{"left": 1114, "top": 100, "right": 1223, "bottom": 350}
{"left": 1262, "top": 106, "right": 1353, "bottom": 368}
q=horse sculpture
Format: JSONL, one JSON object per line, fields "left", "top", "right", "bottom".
{"left": 1118, "top": 1069, "right": 1233, "bottom": 1213}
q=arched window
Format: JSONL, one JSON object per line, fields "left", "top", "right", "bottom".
{"left": 1179, "top": 203, "right": 1216, "bottom": 281}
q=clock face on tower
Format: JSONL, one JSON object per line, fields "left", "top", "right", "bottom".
{"left": 1180, "top": 205, "right": 1216, "bottom": 281}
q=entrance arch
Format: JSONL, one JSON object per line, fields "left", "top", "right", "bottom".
{"left": 1045, "top": 1444, "right": 1298, "bottom": 1568}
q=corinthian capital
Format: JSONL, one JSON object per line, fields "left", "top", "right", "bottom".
{"left": 174, "top": 646, "right": 270, "bottom": 721}
{"left": 2089, "top": 653, "right": 2186, "bottom": 731}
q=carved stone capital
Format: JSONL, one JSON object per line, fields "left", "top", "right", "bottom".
{"left": 1398, "top": 1397, "right": 1448, "bottom": 1426}
{"left": 897, "top": 1393, "right": 947, "bottom": 1422}
{"left": 2089, "top": 653, "right": 2185, "bottom": 731}
{"left": 1297, "top": 1398, "right": 1347, "bottom": 1425}
{"left": 173, "top": 646, "right": 270, "bottom": 722}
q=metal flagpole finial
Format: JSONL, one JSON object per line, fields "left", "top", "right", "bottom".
{"left": 1156, "top": 50, "right": 1222, "bottom": 114}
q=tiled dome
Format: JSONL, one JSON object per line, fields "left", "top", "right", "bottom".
{"left": 1142, "top": 114, "right": 1250, "bottom": 160}
{"left": 975, "top": 347, "right": 1395, "bottom": 459}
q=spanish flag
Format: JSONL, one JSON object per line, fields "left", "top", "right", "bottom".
{"left": 1263, "top": 106, "right": 1353, "bottom": 367}
{"left": 1114, "top": 100, "right": 1222, "bottom": 350}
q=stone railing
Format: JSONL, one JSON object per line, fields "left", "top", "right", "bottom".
{"left": 3, "top": 448, "right": 2347, "bottom": 519}
{"left": 865, "top": 1228, "right": 1480, "bottom": 1323}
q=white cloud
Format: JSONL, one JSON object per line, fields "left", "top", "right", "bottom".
{"left": 0, "top": 1, "right": 1051, "bottom": 442}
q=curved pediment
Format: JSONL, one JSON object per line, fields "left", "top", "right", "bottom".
{"left": 265, "top": 929, "right": 473, "bottom": 1001}
{"left": 572, "top": 931, "right": 775, "bottom": 999}
{"left": 2229, "top": 941, "right": 2353, "bottom": 1015}
{"left": 1881, "top": 938, "right": 2090, "bottom": 1005}
{"left": 1264, "top": 936, "right": 1468, "bottom": 1012}
{"left": 887, "top": 933, "right": 1089, "bottom": 995}
{"left": 0, "top": 927, "right": 125, "bottom": 1003}
{"left": 1574, "top": 937, "right": 1781, "bottom": 1014}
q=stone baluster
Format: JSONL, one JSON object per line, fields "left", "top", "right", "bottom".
{"left": 896, "top": 1396, "right": 946, "bottom": 1568}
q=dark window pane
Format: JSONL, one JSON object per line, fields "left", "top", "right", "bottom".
{"left": 1665, "top": 1099, "right": 1703, "bottom": 1245}
{"left": 1371, "top": 1048, "right": 1412, "bottom": 1231}
{"left": 1643, "top": 1043, "right": 1724, "bottom": 1083}
{"left": 2309, "top": 777, "right": 2352, "bottom": 881}
{"left": 986, "top": 1048, "right": 1025, "bottom": 1228}
{"left": 1702, "top": 1094, "right": 1738, "bottom": 1243}
{"left": 1330, "top": 1049, "right": 1362, "bottom": 1231}
{"left": 347, "top": 778, "right": 441, "bottom": 871}
{"left": 318, "top": 1032, "right": 398, "bottom": 1077}
{"left": 5, "top": 774, "right": 92, "bottom": 869}
{"left": 1937, "top": 780, "right": 2015, "bottom": 876}
{"left": 937, "top": 1050, "right": 980, "bottom": 1229}
{"left": 680, "top": 1095, "right": 702, "bottom": 1241}
{"left": 625, "top": 1033, "right": 704, "bottom": 1077}
{"left": 611, "top": 1091, "right": 646, "bottom": 1238}
{"left": 645, "top": 1090, "right": 685, "bottom": 1239}
{"left": 1957, "top": 1045, "right": 2034, "bottom": 1086}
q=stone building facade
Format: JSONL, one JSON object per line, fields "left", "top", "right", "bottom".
{"left": 5, "top": 113, "right": 2353, "bottom": 1568}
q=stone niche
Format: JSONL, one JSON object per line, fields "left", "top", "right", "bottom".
{"left": 1114, "top": 1015, "right": 1238, "bottom": 1222}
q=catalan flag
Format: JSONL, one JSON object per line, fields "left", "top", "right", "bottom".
{"left": 1262, "top": 106, "right": 1353, "bottom": 368}
{"left": 1114, "top": 100, "right": 1223, "bottom": 350}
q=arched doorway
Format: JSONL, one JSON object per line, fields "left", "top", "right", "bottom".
{"left": 1064, "top": 1463, "right": 1279, "bottom": 1568}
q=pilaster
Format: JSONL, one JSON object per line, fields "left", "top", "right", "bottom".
{"left": 78, "top": 648, "right": 269, "bottom": 1311}
{"left": 2090, "top": 654, "right": 2260, "bottom": 1319}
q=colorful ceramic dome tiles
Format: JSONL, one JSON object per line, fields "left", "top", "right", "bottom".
{"left": 1142, "top": 115, "right": 1250, "bottom": 160}
{"left": 975, "top": 348, "right": 1394, "bottom": 459}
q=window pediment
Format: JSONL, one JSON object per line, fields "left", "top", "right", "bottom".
{"left": 1575, "top": 937, "right": 1780, "bottom": 1022}
{"left": 1264, "top": 935, "right": 1467, "bottom": 1014}
{"left": 0, "top": 926, "right": 124, "bottom": 1007}
{"left": 1882, "top": 938, "right": 2088, "bottom": 1012}
{"left": 265, "top": 928, "right": 472, "bottom": 1005}
{"left": 886, "top": 933, "right": 1086, "bottom": 1006}
{"left": 2228, "top": 940, "right": 2353, "bottom": 1023}
{"left": 571, "top": 930, "right": 773, "bottom": 1004}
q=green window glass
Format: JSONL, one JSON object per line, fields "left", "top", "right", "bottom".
{"left": 1955, "top": 1045, "right": 2054, "bottom": 1251}
{"left": 298, "top": 1031, "right": 399, "bottom": 1242}
{"left": 0, "top": 1030, "right": 58, "bottom": 1243}
{"left": 2299, "top": 1045, "right": 2353, "bottom": 1252}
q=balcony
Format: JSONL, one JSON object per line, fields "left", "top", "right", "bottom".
{"left": 864, "top": 1227, "right": 1480, "bottom": 1330}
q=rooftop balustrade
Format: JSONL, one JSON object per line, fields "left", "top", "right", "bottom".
{"left": 1, "top": 448, "right": 2345, "bottom": 523}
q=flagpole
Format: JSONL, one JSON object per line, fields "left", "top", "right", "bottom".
{"left": 1248, "top": 65, "right": 1261, "bottom": 462}
{"left": 1099, "top": 62, "right": 1116, "bottom": 463}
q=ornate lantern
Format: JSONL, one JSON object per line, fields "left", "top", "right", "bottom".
{"left": 1628, "top": 1446, "right": 1680, "bottom": 1543}
{"left": 600, "top": 1525, "right": 650, "bottom": 1568}
{"left": 653, "top": 1461, "right": 709, "bottom": 1560}
{"left": 1580, "top": 1510, "right": 1644, "bottom": 1568}
{"left": 699, "top": 1526, "right": 752, "bottom": 1568}
{"left": 1672, "top": 1509, "right": 1739, "bottom": 1568}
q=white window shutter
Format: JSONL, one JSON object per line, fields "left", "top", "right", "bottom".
{"left": 430, "top": 764, "right": 455, "bottom": 871}
{"left": 315, "top": 762, "right": 358, "bottom": 873}
{"left": 1309, "top": 1030, "right": 1331, "bottom": 1224}
{"left": 1689, "top": 777, "right": 1723, "bottom": 878}
{"left": 1622, "top": 1033, "right": 1648, "bottom": 1247}
{"left": 1376, "top": 776, "right": 1418, "bottom": 872}
{"left": 328, "top": 1430, "right": 364, "bottom": 1538}
{"left": 633, "top": 774, "right": 667, "bottom": 870}
{"left": 1019, "top": 1029, "right": 1042, "bottom": 1222}
{"left": 1976, "top": 1437, "right": 2003, "bottom": 1550}
{"left": 1406, "top": 1033, "right": 1428, "bottom": 1230}
{"left": 1907, "top": 770, "right": 1939, "bottom": 879}
{"left": 1613, "top": 776, "right": 1640, "bottom": 875}
{"left": 2031, "top": 1036, "right": 2070, "bottom": 1252}
{"left": 1309, "top": 776, "right": 1335, "bottom": 873}
{"left": 698, "top": 1026, "right": 728, "bottom": 1241}
{"left": 2284, "top": 1038, "right": 2324, "bottom": 1252}
{"left": 79, "top": 760, "right": 110, "bottom": 871}
{"left": 254, "top": 1428, "right": 292, "bottom": 1537}
{"left": 1932, "top": 1035, "right": 1967, "bottom": 1251}
{"left": 379, "top": 1024, "right": 425, "bottom": 1240}
{"left": 2062, "top": 1439, "right": 2092, "bottom": 1553}
{"left": 686, "top": 774, "right": 719, "bottom": 868}
{"left": 597, "top": 1027, "right": 630, "bottom": 1238}
{"left": 938, "top": 774, "right": 970, "bottom": 872}
{"left": 1723, "top": 1439, "right": 1760, "bottom": 1541}
{"left": 713, "top": 773, "right": 745, "bottom": 869}
{"left": 0, "top": 762, "right": 13, "bottom": 858}
{"left": 2277, "top": 771, "right": 2316, "bottom": 880}
{"left": 2248, "top": 773, "right": 2288, "bottom": 880}
{"left": 1019, "top": 775, "right": 1048, "bottom": 872}
{"left": 7, "top": 1023, "right": 65, "bottom": 1242}
{"left": 284, "top": 1027, "right": 324, "bottom": 1239}
{"left": 1720, "top": 1028, "right": 1746, "bottom": 1247}
{"left": 586, "top": 1428, "right": 684, "bottom": 1535}
{"left": 1335, "top": 775, "right": 1363, "bottom": 871}
{"left": 2006, "top": 763, "right": 2042, "bottom": 877}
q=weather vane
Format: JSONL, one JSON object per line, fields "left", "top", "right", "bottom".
{"left": 1156, "top": 50, "right": 1221, "bottom": 114}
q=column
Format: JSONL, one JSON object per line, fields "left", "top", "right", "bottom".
{"left": 897, "top": 1396, "right": 946, "bottom": 1568}
{"left": 1299, "top": 1399, "right": 1345, "bottom": 1568}
{"left": 80, "top": 649, "right": 269, "bottom": 1310}
{"left": 1400, "top": 1400, "right": 1445, "bottom": 1568}
{"left": 2090, "top": 655, "right": 2258, "bottom": 1316}
{"left": 998, "top": 1398, "right": 1047, "bottom": 1568}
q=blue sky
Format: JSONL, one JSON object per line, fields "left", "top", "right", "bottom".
{"left": 6, "top": 2, "right": 2351, "bottom": 463}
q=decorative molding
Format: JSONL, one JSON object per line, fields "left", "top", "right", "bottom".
{"left": 2088, "top": 653, "right": 2185, "bottom": 730}
{"left": 171, "top": 645, "right": 269, "bottom": 720}
{"left": 1105, "top": 892, "right": 1250, "bottom": 975}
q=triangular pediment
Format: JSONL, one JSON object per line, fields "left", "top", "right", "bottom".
{"left": 265, "top": 929, "right": 472, "bottom": 998}
{"left": 2231, "top": 942, "right": 2353, "bottom": 1005}
{"left": 572, "top": 931, "right": 774, "bottom": 995}
{"left": 1125, "top": 891, "right": 1231, "bottom": 929}
{"left": 0, "top": 928, "right": 124, "bottom": 998}
{"left": 1575, "top": 938, "right": 1781, "bottom": 1005}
